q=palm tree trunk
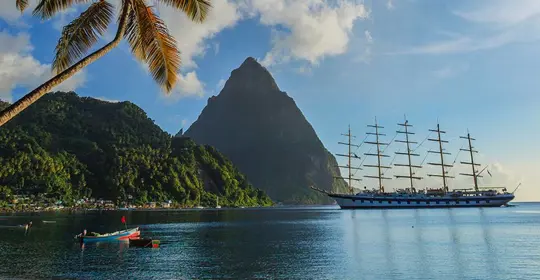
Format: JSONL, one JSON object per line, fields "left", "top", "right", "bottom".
{"left": 0, "top": 2, "right": 131, "bottom": 127}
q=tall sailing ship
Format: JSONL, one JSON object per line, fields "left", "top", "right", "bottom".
{"left": 312, "top": 118, "right": 516, "bottom": 209}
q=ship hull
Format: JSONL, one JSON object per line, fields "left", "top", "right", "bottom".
{"left": 329, "top": 193, "right": 514, "bottom": 209}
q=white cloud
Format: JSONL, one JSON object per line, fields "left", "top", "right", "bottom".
{"left": 145, "top": 0, "right": 239, "bottom": 100}
{"left": 3, "top": 0, "right": 224, "bottom": 101}
{"left": 244, "top": 0, "right": 369, "bottom": 66}
{"left": 168, "top": 114, "right": 190, "bottom": 129}
{"left": 156, "top": 0, "right": 370, "bottom": 70}
{"left": 479, "top": 162, "right": 518, "bottom": 189}
{"left": 101, "top": 0, "right": 370, "bottom": 98}
{"left": 443, "top": 163, "right": 512, "bottom": 192}
{"left": 159, "top": 0, "right": 240, "bottom": 69}
{"left": 213, "top": 42, "right": 220, "bottom": 55}
{"left": 355, "top": 29, "right": 374, "bottom": 64}
{"left": 364, "top": 30, "right": 373, "bottom": 43}
{"left": 453, "top": 0, "right": 540, "bottom": 26}
{"left": 0, "top": 31, "right": 33, "bottom": 53}
{"left": 216, "top": 78, "right": 226, "bottom": 91}
{"left": 393, "top": 33, "right": 527, "bottom": 55}
{"left": 0, "top": 1, "right": 28, "bottom": 24}
{"left": 394, "top": 1, "right": 540, "bottom": 55}
{"left": 500, "top": 161, "right": 539, "bottom": 202}
{"left": 355, "top": 47, "right": 372, "bottom": 64}
{"left": 55, "top": 71, "right": 87, "bottom": 92}
{"left": 386, "top": 0, "right": 395, "bottom": 10}
{"left": 296, "top": 65, "right": 313, "bottom": 75}
{"left": 166, "top": 71, "right": 205, "bottom": 100}
{"left": 51, "top": 7, "right": 80, "bottom": 31}
{"left": 0, "top": 31, "right": 86, "bottom": 102}
{"left": 2, "top": 0, "right": 372, "bottom": 103}
{"left": 0, "top": 53, "right": 47, "bottom": 102}
{"left": 0, "top": 0, "right": 53, "bottom": 27}
{"left": 94, "top": 96, "right": 120, "bottom": 103}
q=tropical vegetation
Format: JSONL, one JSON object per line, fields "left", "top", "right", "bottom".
{"left": 0, "top": 92, "right": 272, "bottom": 208}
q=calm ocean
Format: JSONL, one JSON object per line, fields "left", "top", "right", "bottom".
{"left": 0, "top": 203, "right": 538, "bottom": 279}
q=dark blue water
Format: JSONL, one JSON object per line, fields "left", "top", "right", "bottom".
{"left": 0, "top": 203, "right": 538, "bottom": 279}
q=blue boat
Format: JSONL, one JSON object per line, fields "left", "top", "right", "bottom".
{"left": 75, "top": 227, "right": 140, "bottom": 243}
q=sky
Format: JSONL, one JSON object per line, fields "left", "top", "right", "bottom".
{"left": 0, "top": 0, "right": 538, "bottom": 201}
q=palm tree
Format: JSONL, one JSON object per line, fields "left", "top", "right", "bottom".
{"left": 0, "top": 0, "right": 211, "bottom": 126}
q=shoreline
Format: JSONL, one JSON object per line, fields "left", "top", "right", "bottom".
{"left": 0, "top": 205, "right": 267, "bottom": 214}
{"left": 0, "top": 204, "right": 341, "bottom": 214}
{"left": 0, "top": 202, "right": 530, "bottom": 215}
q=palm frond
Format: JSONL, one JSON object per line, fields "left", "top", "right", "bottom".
{"left": 157, "top": 0, "right": 211, "bottom": 22}
{"left": 53, "top": 0, "right": 114, "bottom": 73}
{"left": 33, "top": 0, "right": 91, "bottom": 19}
{"left": 124, "top": 7, "right": 146, "bottom": 61}
{"left": 16, "top": 0, "right": 29, "bottom": 12}
{"left": 131, "top": 0, "right": 181, "bottom": 92}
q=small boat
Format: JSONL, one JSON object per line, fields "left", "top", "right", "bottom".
{"left": 75, "top": 227, "right": 140, "bottom": 243}
{"left": 42, "top": 220, "right": 56, "bottom": 224}
{"left": 215, "top": 197, "right": 221, "bottom": 209}
{"left": 129, "top": 237, "right": 160, "bottom": 248}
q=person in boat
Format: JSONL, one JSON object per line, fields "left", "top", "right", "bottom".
{"left": 85, "top": 229, "right": 101, "bottom": 236}
{"left": 21, "top": 221, "right": 32, "bottom": 228}
{"left": 78, "top": 229, "right": 87, "bottom": 244}
{"left": 79, "top": 229, "right": 102, "bottom": 237}
{"left": 22, "top": 221, "right": 32, "bottom": 235}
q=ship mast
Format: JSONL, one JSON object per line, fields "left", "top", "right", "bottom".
{"left": 394, "top": 117, "right": 422, "bottom": 192}
{"left": 335, "top": 125, "right": 362, "bottom": 194}
{"left": 363, "top": 118, "right": 391, "bottom": 192}
{"left": 427, "top": 123, "right": 454, "bottom": 192}
{"left": 459, "top": 132, "right": 482, "bottom": 192}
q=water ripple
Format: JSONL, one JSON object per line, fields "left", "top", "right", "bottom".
{"left": 0, "top": 204, "right": 538, "bottom": 279}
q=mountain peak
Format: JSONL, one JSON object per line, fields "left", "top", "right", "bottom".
{"left": 185, "top": 58, "right": 348, "bottom": 204}
{"left": 240, "top": 57, "right": 260, "bottom": 67}
{"left": 220, "top": 57, "right": 279, "bottom": 96}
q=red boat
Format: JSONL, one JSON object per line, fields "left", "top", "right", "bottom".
{"left": 129, "top": 237, "right": 160, "bottom": 248}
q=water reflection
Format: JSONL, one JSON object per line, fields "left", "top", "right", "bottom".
{"left": 447, "top": 209, "right": 465, "bottom": 279}
{"left": 478, "top": 208, "right": 498, "bottom": 278}
{"left": 413, "top": 209, "right": 431, "bottom": 279}
{"left": 0, "top": 206, "right": 537, "bottom": 279}
{"left": 349, "top": 210, "right": 362, "bottom": 270}
{"left": 381, "top": 210, "right": 396, "bottom": 279}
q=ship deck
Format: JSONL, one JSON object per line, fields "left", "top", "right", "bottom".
{"left": 328, "top": 192, "right": 515, "bottom": 209}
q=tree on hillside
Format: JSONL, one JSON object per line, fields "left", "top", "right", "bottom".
{"left": 0, "top": 0, "right": 211, "bottom": 126}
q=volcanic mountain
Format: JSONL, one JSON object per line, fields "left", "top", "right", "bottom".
{"left": 185, "top": 57, "right": 347, "bottom": 204}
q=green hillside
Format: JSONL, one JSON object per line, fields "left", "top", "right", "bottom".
{"left": 0, "top": 92, "right": 272, "bottom": 207}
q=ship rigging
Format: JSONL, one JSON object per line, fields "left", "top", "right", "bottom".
{"left": 334, "top": 125, "right": 362, "bottom": 194}
{"left": 312, "top": 118, "right": 516, "bottom": 209}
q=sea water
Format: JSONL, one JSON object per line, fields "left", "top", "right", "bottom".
{"left": 0, "top": 203, "right": 538, "bottom": 279}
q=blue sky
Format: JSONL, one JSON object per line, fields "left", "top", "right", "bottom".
{"left": 0, "top": 0, "right": 538, "bottom": 201}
